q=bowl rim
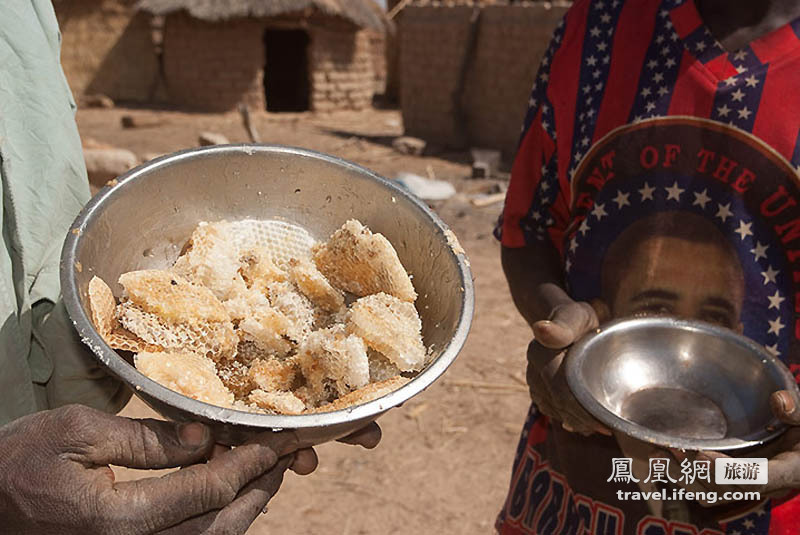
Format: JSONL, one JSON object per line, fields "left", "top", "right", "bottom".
{"left": 565, "top": 316, "right": 796, "bottom": 451}
{"left": 60, "top": 143, "right": 475, "bottom": 430}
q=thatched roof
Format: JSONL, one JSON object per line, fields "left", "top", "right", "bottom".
{"left": 137, "top": 0, "right": 386, "bottom": 30}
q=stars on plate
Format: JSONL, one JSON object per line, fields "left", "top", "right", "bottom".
{"left": 767, "top": 290, "right": 785, "bottom": 310}
{"left": 638, "top": 182, "right": 655, "bottom": 201}
{"left": 591, "top": 202, "right": 608, "bottom": 220}
{"left": 768, "top": 317, "right": 785, "bottom": 335}
{"left": 761, "top": 265, "right": 779, "bottom": 285}
{"left": 693, "top": 189, "right": 711, "bottom": 209}
{"left": 715, "top": 202, "right": 733, "bottom": 222}
{"left": 665, "top": 181, "right": 684, "bottom": 201}
{"left": 750, "top": 241, "right": 768, "bottom": 261}
{"left": 734, "top": 220, "right": 753, "bottom": 240}
{"left": 613, "top": 190, "right": 631, "bottom": 209}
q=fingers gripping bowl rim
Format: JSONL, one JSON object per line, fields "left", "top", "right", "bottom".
{"left": 565, "top": 317, "right": 797, "bottom": 452}
{"left": 60, "top": 144, "right": 474, "bottom": 446}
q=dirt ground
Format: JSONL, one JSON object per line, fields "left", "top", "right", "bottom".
{"left": 77, "top": 107, "right": 534, "bottom": 534}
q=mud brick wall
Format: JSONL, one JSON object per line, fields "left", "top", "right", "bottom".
{"left": 54, "top": 0, "right": 158, "bottom": 103}
{"left": 463, "top": 4, "right": 569, "bottom": 155}
{"left": 162, "top": 13, "right": 265, "bottom": 111}
{"left": 309, "top": 28, "right": 375, "bottom": 112}
{"left": 399, "top": 6, "right": 477, "bottom": 143}
{"left": 366, "top": 29, "right": 388, "bottom": 94}
{"left": 400, "top": 3, "right": 569, "bottom": 157}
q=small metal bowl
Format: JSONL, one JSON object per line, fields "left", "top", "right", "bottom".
{"left": 566, "top": 317, "right": 797, "bottom": 451}
{"left": 60, "top": 144, "right": 474, "bottom": 447}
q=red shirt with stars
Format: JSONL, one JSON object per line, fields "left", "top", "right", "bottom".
{"left": 497, "top": 0, "right": 800, "bottom": 533}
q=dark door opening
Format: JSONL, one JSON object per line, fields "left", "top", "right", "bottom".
{"left": 264, "top": 29, "right": 310, "bottom": 112}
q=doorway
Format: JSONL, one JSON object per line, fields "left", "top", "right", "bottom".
{"left": 264, "top": 29, "right": 310, "bottom": 112}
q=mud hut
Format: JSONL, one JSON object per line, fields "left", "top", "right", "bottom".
{"left": 398, "top": 1, "right": 568, "bottom": 156}
{"left": 137, "top": 0, "right": 387, "bottom": 112}
{"left": 53, "top": 0, "right": 160, "bottom": 103}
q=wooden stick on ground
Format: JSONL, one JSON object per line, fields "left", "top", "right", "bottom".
{"left": 238, "top": 104, "right": 261, "bottom": 143}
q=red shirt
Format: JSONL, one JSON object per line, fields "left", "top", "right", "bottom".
{"left": 497, "top": 0, "right": 800, "bottom": 533}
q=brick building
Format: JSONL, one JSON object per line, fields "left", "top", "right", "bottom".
{"left": 398, "top": 2, "right": 570, "bottom": 157}
{"left": 137, "top": 0, "right": 388, "bottom": 112}
{"left": 53, "top": 0, "right": 160, "bottom": 103}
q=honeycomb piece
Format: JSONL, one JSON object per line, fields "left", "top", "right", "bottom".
{"left": 287, "top": 257, "right": 344, "bottom": 313}
{"left": 248, "top": 357, "right": 299, "bottom": 392}
{"left": 216, "top": 359, "right": 255, "bottom": 400}
{"left": 249, "top": 389, "right": 306, "bottom": 414}
{"left": 295, "top": 326, "right": 370, "bottom": 405}
{"left": 367, "top": 349, "right": 402, "bottom": 382}
{"left": 171, "top": 221, "right": 249, "bottom": 301}
{"left": 237, "top": 304, "right": 294, "bottom": 358}
{"left": 346, "top": 293, "right": 426, "bottom": 372}
{"left": 222, "top": 287, "right": 270, "bottom": 323}
{"left": 135, "top": 351, "right": 234, "bottom": 407}
{"left": 88, "top": 276, "right": 116, "bottom": 337}
{"left": 308, "top": 376, "right": 410, "bottom": 413}
{"left": 313, "top": 219, "right": 416, "bottom": 302}
{"left": 239, "top": 246, "right": 287, "bottom": 294}
{"left": 266, "top": 280, "right": 315, "bottom": 343}
{"left": 88, "top": 276, "right": 163, "bottom": 353}
{"left": 106, "top": 328, "right": 164, "bottom": 353}
{"left": 118, "top": 301, "right": 237, "bottom": 361}
{"left": 119, "top": 270, "right": 231, "bottom": 325}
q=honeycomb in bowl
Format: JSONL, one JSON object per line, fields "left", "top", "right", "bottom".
{"left": 88, "top": 219, "right": 429, "bottom": 414}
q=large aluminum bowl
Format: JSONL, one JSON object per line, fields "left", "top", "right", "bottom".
{"left": 566, "top": 317, "right": 797, "bottom": 451}
{"left": 60, "top": 144, "right": 474, "bottom": 446}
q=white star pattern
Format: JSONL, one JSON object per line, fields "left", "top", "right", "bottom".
{"left": 761, "top": 265, "right": 779, "bottom": 285}
{"left": 590, "top": 26, "right": 601, "bottom": 37}
{"left": 587, "top": 55, "right": 598, "bottom": 67}
{"left": 613, "top": 190, "right": 631, "bottom": 209}
{"left": 768, "top": 317, "right": 785, "bottom": 335}
{"left": 579, "top": 218, "right": 591, "bottom": 236}
{"left": 734, "top": 220, "right": 753, "bottom": 240}
{"left": 766, "top": 343, "right": 780, "bottom": 357}
{"left": 665, "top": 57, "right": 677, "bottom": 68}
{"left": 745, "top": 75, "right": 759, "bottom": 87}
{"left": 717, "top": 104, "right": 731, "bottom": 117}
{"left": 735, "top": 64, "right": 747, "bottom": 74}
{"left": 665, "top": 181, "right": 684, "bottom": 201}
{"left": 693, "top": 189, "right": 711, "bottom": 209}
{"left": 647, "top": 59, "right": 658, "bottom": 69}
{"left": 591, "top": 203, "right": 608, "bottom": 220}
{"left": 639, "top": 182, "right": 655, "bottom": 201}
{"left": 743, "top": 519, "right": 756, "bottom": 530}
{"left": 738, "top": 106, "right": 752, "bottom": 120}
{"left": 695, "top": 40, "right": 707, "bottom": 52}
{"left": 731, "top": 88, "right": 745, "bottom": 102}
{"left": 725, "top": 76, "right": 739, "bottom": 86}
{"left": 768, "top": 290, "right": 786, "bottom": 310}
{"left": 750, "top": 241, "right": 768, "bottom": 261}
{"left": 733, "top": 50, "right": 747, "bottom": 61}
{"left": 715, "top": 202, "right": 733, "bottom": 222}
{"left": 641, "top": 87, "right": 652, "bottom": 97}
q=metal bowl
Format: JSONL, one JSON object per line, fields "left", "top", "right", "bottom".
{"left": 60, "top": 144, "right": 474, "bottom": 447}
{"left": 566, "top": 317, "right": 797, "bottom": 451}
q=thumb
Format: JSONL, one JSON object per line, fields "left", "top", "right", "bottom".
{"left": 78, "top": 415, "right": 214, "bottom": 469}
{"left": 533, "top": 302, "right": 598, "bottom": 349}
{"left": 770, "top": 390, "right": 800, "bottom": 426}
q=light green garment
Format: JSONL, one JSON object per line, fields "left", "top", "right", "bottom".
{"left": 0, "top": 1, "right": 130, "bottom": 425}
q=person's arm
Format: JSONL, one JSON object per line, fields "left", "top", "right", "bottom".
{"left": 498, "top": 6, "right": 606, "bottom": 435}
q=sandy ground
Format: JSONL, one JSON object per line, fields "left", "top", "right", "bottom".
{"left": 78, "top": 107, "right": 534, "bottom": 534}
